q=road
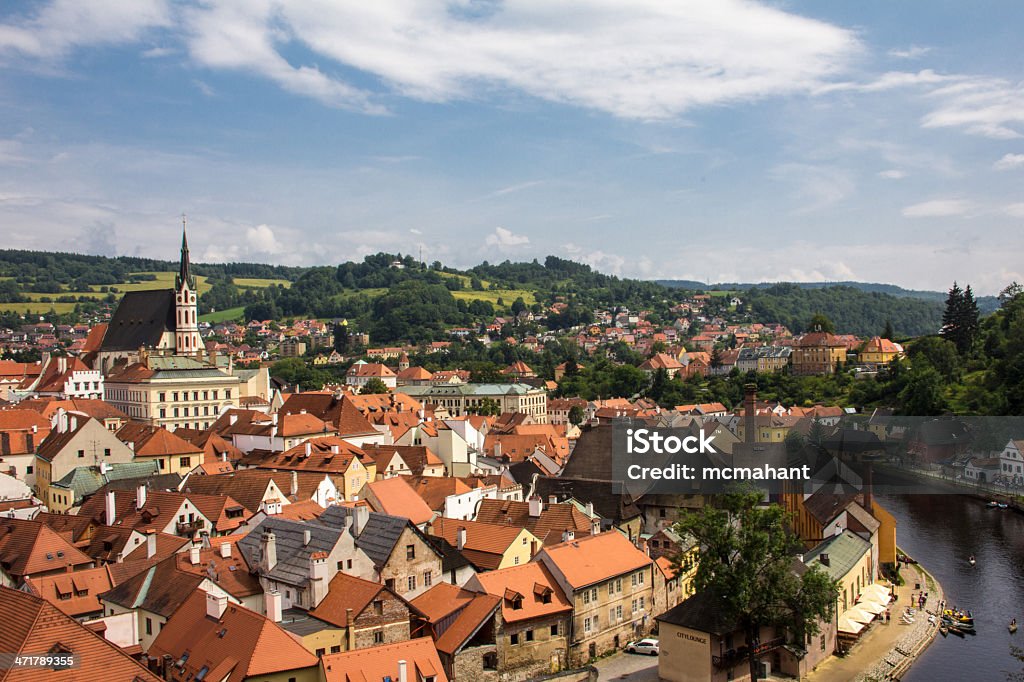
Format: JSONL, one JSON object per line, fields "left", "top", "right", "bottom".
{"left": 593, "top": 650, "right": 660, "bottom": 681}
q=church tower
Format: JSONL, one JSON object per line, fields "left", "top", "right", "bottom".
{"left": 174, "top": 218, "right": 203, "bottom": 356}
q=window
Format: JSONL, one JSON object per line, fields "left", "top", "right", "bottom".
{"left": 77, "top": 449, "right": 84, "bottom": 458}
{"left": 173, "top": 392, "right": 179, "bottom": 401}
{"left": 591, "top": 588, "right": 597, "bottom": 602}
{"left": 373, "top": 630, "right": 384, "bottom": 644}
{"left": 639, "top": 596, "right": 645, "bottom": 611}
{"left": 180, "top": 457, "right": 191, "bottom": 468}
{"left": 330, "top": 645, "right": 341, "bottom": 654}
{"left": 373, "top": 600, "right": 384, "bottom": 616}
{"left": 26, "top": 466, "right": 32, "bottom": 475}
{"left": 159, "top": 408, "right": 166, "bottom": 418}
{"left": 637, "top": 570, "right": 645, "bottom": 585}
{"left": 104, "top": 448, "right": 111, "bottom": 457}
{"left": 522, "top": 537, "right": 527, "bottom": 545}
{"left": 406, "top": 544, "right": 415, "bottom": 560}
{"left": 225, "top": 389, "right": 232, "bottom": 399}
{"left": 158, "top": 392, "right": 166, "bottom": 402}
{"left": 659, "top": 508, "right": 667, "bottom": 517}
{"left": 550, "top": 624, "right": 559, "bottom": 636}
{"left": 408, "top": 575, "right": 417, "bottom": 591}
{"left": 386, "top": 578, "right": 396, "bottom": 590}
{"left": 525, "top": 629, "right": 534, "bottom": 642}
{"left": 514, "top": 556, "right": 520, "bottom": 565}
{"left": 609, "top": 607, "right": 616, "bottom": 622}
{"left": 424, "top": 571, "right": 432, "bottom": 587}
{"left": 146, "top": 617, "right": 152, "bottom": 635}
{"left": 510, "top": 633, "right": 520, "bottom": 645}
{"left": 583, "top": 590, "right": 590, "bottom": 605}
{"left": 616, "top": 605, "right": 622, "bottom": 620}
{"left": 315, "top": 648, "right": 325, "bottom": 657}
{"left": 347, "top": 559, "right": 353, "bottom": 569}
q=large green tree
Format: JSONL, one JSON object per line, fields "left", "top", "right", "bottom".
{"left": 940, "top": 282, "right": 980, "bottom": 354}
{"left": 673, "top": 491, "right": 837, "bottom": 682}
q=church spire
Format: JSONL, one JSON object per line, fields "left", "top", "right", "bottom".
{"left": 176, "top": 214, "right": 195, "bottom": 291}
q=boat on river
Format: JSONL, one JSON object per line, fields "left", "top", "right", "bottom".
{"left": 969, "top": 554, "right": 976, "bottom": 566}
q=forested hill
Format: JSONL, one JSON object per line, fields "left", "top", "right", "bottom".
{"left": 658, "top": 278, "right": 999, "bottom": 313}
{"left": 0, "top": 248, "right": 973, "bottom": 340}
{"left": 742, "top": 284, "right": 943, "bottom": 338}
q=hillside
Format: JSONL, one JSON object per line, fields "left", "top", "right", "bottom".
{"left": 0, "top": 248, "right": 984, "bottom": 342}
{"left": 658, "top": 278, "right": 999, "bottom": 313}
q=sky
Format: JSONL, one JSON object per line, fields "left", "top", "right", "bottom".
{"left": 1, "top": 1, "right": 1023, "bottom": 294}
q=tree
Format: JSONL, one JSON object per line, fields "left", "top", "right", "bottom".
{"left": 711, "top": 348, "right": 723, "bottom": 370}
{"left": 568, "top": 405, "right": 585, "bottom": 426}
{"left": 673, "top": 491, "right": 837, "bottom": 682}
{"left": 808, "top": 313, "right": 835, "bottom": 334}
{"left": 898, "top": 363, "right": 948, "bottom": 415}
{"left": 882, "top": 318, "right": 895, "bottom": 340}
{"left": 360, "top": 378, "right": 390, "bottom": 394}
{"left": 807, "top": 419, "right": 827, "bottom": 447}
{"left": 940, "top": 282, "right": 980, "bottom": 354}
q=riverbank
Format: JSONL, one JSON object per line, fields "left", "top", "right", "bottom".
{"left": 805, "top": 559, "right": 944, "bottom": 682}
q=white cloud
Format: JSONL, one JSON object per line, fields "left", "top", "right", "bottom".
{"left": 922, "top": 78, "right": 1024, "bottom": 139}
{"left": 0, "top": 0, "right": 170, "bottom": 59}
{"left": 816, "top": 69, "right": 958, "bottom": 95}
{"left": 901, "top": 199, "right": 972, "bottom": 218}
{"left": 409, "top": 228, "right": 422, "bottom": 235}
{"left": 1004, "top": 203, "right": 1024, "bottom": 218}
{"left": 769, "top": 163, "right": 855, "bottom": 213}
{"left": 878, "top": 169, "right": 906, "bottom": 179}
{"left": 994, "top": 153, "right": 1024, "bottom": 170}
{"left": 3, "top": 0, "right": 860, "bottom": 119}
{"left": 485, "top": 226, "right": 530, "bottom": 250}
{"left": 562, "top": 243, "right": 626, "bottom": 275}
{"left": 888, "top": 45, "right": 932, "bottom": 59}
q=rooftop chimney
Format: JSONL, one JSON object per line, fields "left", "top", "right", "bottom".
{"left": 309, "top": 552, "right": 328, "bottom": 606}
{"left": 105, "top": 489, "right": 117, "bottom": 525}
{"left": 820, "top": 553, "right": 830, "bottom": 567}
{"left": 457, "top": 526, "right": 467, "bottom": 551}
{"left": 265, "top": 589, "right": 282, "bottom": 622}
{"left": 303, "top": 529, "right": 311, "bottom": 546}
{"left": 146, "top": 530, "right": 157, "bottom": 559}
{"left": 304, "top": 442, "right": 312, "bottom": 458}
{"left": 397, "top": 660, "right": 408, "bottom": 682}
{"left": 206, "top": 592, "right": 228, "bottom": 620}
{"left": 261, "top": 530, "right": 277, "bottom": 571}
{"left": 353, "top": 505, "right": 369, "bottom": 535}
{"left": 331, "top": 444, "right": 339, "bottom": 455}
{"left": 290, "top": 470, "right": 298, "bottom": 497}
{"left": 220, "top": 541, "right": 232, "bottom": 559}
{"left": 528, "top": 496, "right": 543, "bottom": 518}
{"left": 585, "top": 502, "right": 594, "bottom": 518}
{"left": 744, "top": 383, "right": 757, "bottom": 444}
{"left": 190, "top": 543, "right": 201, "bottom": 565}
{"left": 136, "top": 483, "right": 147, "bottom": 510}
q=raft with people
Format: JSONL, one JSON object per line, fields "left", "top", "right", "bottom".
{"left": 942, "top": 609, "right": 976, "bottom": 634}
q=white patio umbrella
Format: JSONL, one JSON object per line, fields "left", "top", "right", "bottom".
{"left": 838, "top": 614, "right": 866, "bottom": 634}
{"left": 844, "top": 605, "right": 875, "bottom": 623}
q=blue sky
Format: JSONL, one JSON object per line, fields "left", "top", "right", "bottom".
{"left": 1, "top": 1, "right": 1022, "bottom": 294}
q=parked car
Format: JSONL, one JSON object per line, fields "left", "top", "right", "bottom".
{"left": 625, "top": 638, "right": 659, "bottom": 655}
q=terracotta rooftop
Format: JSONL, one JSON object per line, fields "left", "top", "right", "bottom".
{"left": 309, "top": 571, "right": 406, "bottom": 628}
{"left": 411, "top": 582, "right": 500, "bottom": 655}
{"left": 364, "top": 476, "right": 435, "bottom": 526}
{"left": 0, "top": 518, "right": 94, "bottom": 580}
{"left": 472, "top": 561, "right": 572, "bottom": 624}
{"left": 474, "top": 498, "right": 593, "bottom": 546}
{"left": 320, "top": 637, "right": 447, "bottom": 682}
{"left": 149, "top": 589, "right": 318, "bottom": 682}
{"left": 116, "top": 423, "right": 201, "bottom": 457}
{"left": 0, "top": 586, "right": 161, "bottom": 682}
{"left": 429, "top": 517, "right": 533, "bottom": 571}
{"left": 538, "top": 531, "right": 652, "bottom": 590}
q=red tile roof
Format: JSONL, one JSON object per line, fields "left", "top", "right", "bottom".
{"left": 411, "top": 583, "right": 501, "bottom": 655}
{"left": 364, "top": 476, "right": 435, "bottom": 526}
{"left": 0, "top": 586, "right": 161, "bottom": 682}
{"left": 538, "top": 531, "right": 652, "bottom": 590}
{"left": 149, "top": 590, "right": 318, "bottom": 682}
{"left": 473, "top": 561, "right": 572, "bottom": 624}
{"left": 320, "top": 637, "right": 447, "bottom": 682}
{"left": 0, "top": 518, "right": 94, "bottom": 580}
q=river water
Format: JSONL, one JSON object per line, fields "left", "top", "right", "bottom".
{"left": 877, "top": 494, "right": 1024, "bottom": 681}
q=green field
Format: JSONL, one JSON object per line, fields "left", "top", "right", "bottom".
{"left": 23, "top": 291, "right": 106, "bottom": 301}
{"left": 234, "top": 277, "right": 291, "bottom": 289}
{"left": 200, "top": 306, "right": 246, "bottom": 323}
{"left": 115, "top": 272, "right": 212, "bottom": 295}
{"left": 451, "top": 289, "right": 536, "bottom": 306}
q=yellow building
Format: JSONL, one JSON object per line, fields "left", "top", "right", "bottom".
{"left": 430, "top": 517, "right": 541, "bottom": 570}
{"left": 791, "top": 332, "right": 847, "bottom": 375}
{"left": 858, "top": 336, "right": 904, "bottom": 366}
{"left": 537, "top": 531, "right": 655, "bottom": 666}
{"left": 805, "top": 529, "right": 874, "bottom": 616}
{"left": 104, "top": 355, "right": 243, "bottom": 431}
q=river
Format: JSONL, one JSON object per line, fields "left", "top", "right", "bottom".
{"left": 877, "top": 494, "right": 1024, "bottom": 681}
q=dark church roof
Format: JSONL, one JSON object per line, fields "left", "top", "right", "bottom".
{"left": 100, "top": 289, "right": 176, "bottom": 351}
